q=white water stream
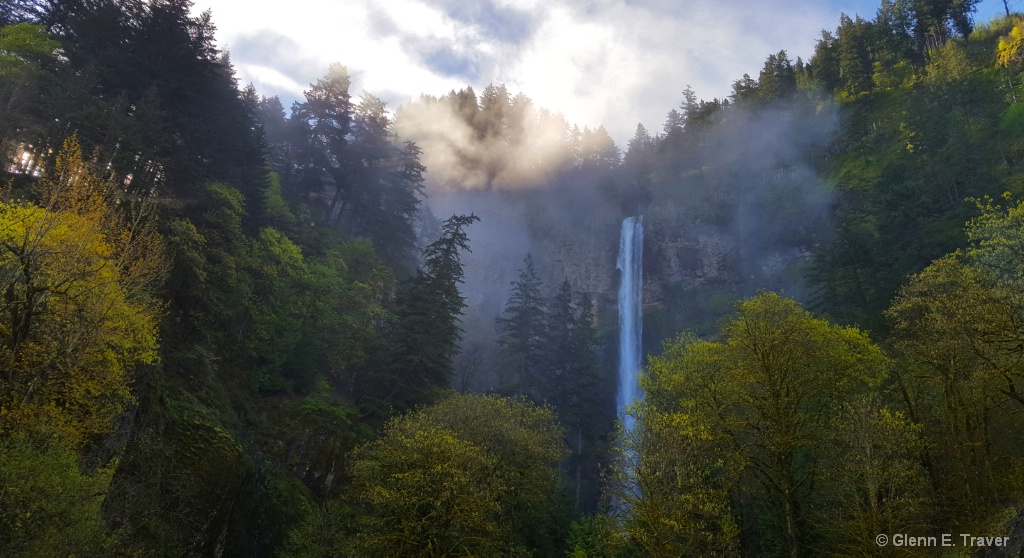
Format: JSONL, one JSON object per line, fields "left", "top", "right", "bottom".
{"left": 616, "top": 216, "right": 643, "bottom": 434}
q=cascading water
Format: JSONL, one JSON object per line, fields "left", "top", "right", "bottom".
{"left": 616, "top": 216, "right": 644, "bottom": 434}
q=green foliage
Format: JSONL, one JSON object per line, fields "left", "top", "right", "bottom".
{"left": 301, "top": 241, "right": 392, "bottom": 395}
{"left": 925, "top": 40, "right": 972, "bottom": 84}
{"left": 0, "top": 137, "right": 162, "bottom": 448}
{"left": 627, "top": 293, "right": 889, "bottom": 556}
{"left": 399, "top": 394, "right": 571, "bottom": 550}
{"left": 873, "top": 60, "right": 917, "bottom": 90}
{"left": 280, "top": 500, "right": 352, "bottom": 558}
{"left": 352, "top": 427, "right": 505, "bottom": 556}
{"left": 0, "top": 21, "right": 51, "bottom": 54}
{"left": 548, "top": 285, "right": 606, "bottom": 510}
{"left": 966, "top": 194, "right": 1024, "bottom": 284}
{"left": 392, "top": 214, "right": 479, "bottom": 404}
{"left": 101, "top": 381, "right": 251, "bottom": 556}
{"left": 304, "top": 393, "right": 571, "bottom": 556}
{"left": 497, "top": 271, "right": 607, "bottom": 511}
{"left": 247, "top": 227, "right": 306, "bottom": 392}
{"left": 279, "top": 68, "right": 423, "bottom": 267}
{"left": 886, "top": 198, "right": 1024, "bottom": 528}
{"left": 107, "top": 175, "right": 396, "bottom": 552}
{"left": 0, "top": 23, "right": 58, "bottom": 147}
{"left": 262, "top": 171, "right": 297, "bottom": 231}
{"left": 813, "top": 398, "right": 932, "bottom": 556}
{"left": 0, "top": 5, "right": 437, "bottom": 556}
{"left": 999, "top": 102, "right": 1024, "bottom": 141}
{"left": 0, "top": 437, "right": 115, "bottom": 556}
{"left": 608, "top": 402, "right": 739, "bottom": 557}
{"left": 811, "top": 46, "right": 1007, "bottom": 330}
{"left": 0, "top": 22, "right": 56, "bottom": 76}
{"left": 838, "top": 15, "right": 876, "bottom": 97}
{"left": 565, "top": 513, "right": 634, "bottom": 558}
{"left": 996, "top": 23, "right": 1024, "bottom": 69}
{"left": 757, "top": 51, "right": 797, "bottom": 101}
{"left": 497, "top": 253, "right": 547, "bottom": 394}
{"left": 9, "top": 1, "right": 1024, "bottom": 555}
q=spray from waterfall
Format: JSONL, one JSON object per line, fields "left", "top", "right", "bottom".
{"left": 617, "top": 216, "right": 643, "bottom": 433}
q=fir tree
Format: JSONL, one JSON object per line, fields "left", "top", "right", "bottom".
{"left": 545, "top": 281, "right": 601, "bottom": 508}
{"left": 392, "top": 214, "right": 479, "bottom": 403}
{"left": 497, "top": 254, "right": 547, "bottom": 396}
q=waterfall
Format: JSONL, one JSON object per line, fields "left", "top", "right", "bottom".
{"left": 616, "top": 216, "right": 643, "bottom": 434}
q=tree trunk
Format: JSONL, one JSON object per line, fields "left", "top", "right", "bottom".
{"left": 575, "top": 426, "right": 582, "bottom": 510}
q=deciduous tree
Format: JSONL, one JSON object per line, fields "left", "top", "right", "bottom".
{"left": 340, "top": 394, "right": 568, "bottom": 556}
{"left": 0, "top": 136, "right": 163, "bottom": 448}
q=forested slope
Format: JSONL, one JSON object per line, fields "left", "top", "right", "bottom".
{"left": 1, "top": 0, "right": 1024, "bottom": 556}
{"left": 0, "top": 1, "right": 485, "bottom": 554}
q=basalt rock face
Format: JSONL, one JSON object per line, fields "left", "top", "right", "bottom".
{"left": 431, "top": 146, "right": 831, "bottom": 388}
{"left": 544, "top": 192, "right": 812, "bottom": 304}
{"left": 538, "top": 232, "right": 617, "bottom": 301}
{"left": 440, "top": 176, "right": 824, "bottom": 351}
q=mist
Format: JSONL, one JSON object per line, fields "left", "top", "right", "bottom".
{"left": 393, "top": 83, "right": 840, "bottom": 389}
{"left": 394, "top": 86, "right": 574, "bottom": 190}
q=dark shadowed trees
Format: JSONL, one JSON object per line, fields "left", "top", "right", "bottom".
{"left": 392, "top": 214, "right": 479, "bottom": 404}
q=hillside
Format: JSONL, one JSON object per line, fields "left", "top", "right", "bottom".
{"left": 1, "top": 0, "right": 1024, "bottom": 556}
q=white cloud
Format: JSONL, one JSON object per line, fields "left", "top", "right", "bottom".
{"left": 237, "top": 64, "right": 306, "bottom": 96}
{"left": 192, "top": 0, "right": 1004, "bottom": 145}
{"left": 493, "top": 0, "right": 835, "bottom": 143}
{"left": 376, "top": 0, "right": 458, "bottom": 41}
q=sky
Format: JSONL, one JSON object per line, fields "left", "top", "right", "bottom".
{"left": 192, "top": 0, "right": 1018, "bottom": 146}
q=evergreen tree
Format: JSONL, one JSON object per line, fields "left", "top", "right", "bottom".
{"left": 579, "top": 126, "right": 620, "bottom": 170}
{"left": 875, "top": 0, "right": 919, "bottom": 67}
{"left": 568, "top": 124, "right": 584, "bottom": 168}
{"left": 662, "top": 108, "right": 684, "bottom": 135}
{"left": 346, "top": 93, "right": 422, "bottom": 268}
{"left": 758, "top": 50, "right": 797, "bottom": 101}
{"left": 392, "top": 214, "right": 479, "bottom": 403}
{"left": 624, "top": 123, "right": 655, "bottom": 168}
{"left": 452, "top": 85, "right": 479, "bottom": 126}
{"left": 0, "top": 23, "right": 58, "bottom": 149}
{"left": 546, "top": 281, "right": 601, "bottom": 509}
{"left": 291, "top": 63, "right": 353, "bottom": 215}
{"left": 498, "top": 254, "right": 547, "bottom": 395}
{"left": 476, "top": 83, "right": 511, "bottom": 142}
{"left": 475, "top": 83, "right": 512, "bottom": 187}
{"left": 836, "top": 14, "right": 875, "bottom": 97}
{"left": 384, "top": 141, "right": 427, "bottom": 266}
{"left": 14, "top": 0, "right": 267, "bottom": 207}
{"left": 680, "top": 85, "right": 699, "bottom": 127}
{"left": 910, "top": 0, "right": 980, "bottom": 49}
{"left": 547, "top": 279, "right": 576, "bottom": 408}
{"left": 729, "top": 73, "right": 759, "bottom": 103}
{"left": 810, "top": 30, "right": 842, "bottom": 93}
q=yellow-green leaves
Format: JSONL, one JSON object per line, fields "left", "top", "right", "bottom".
{"left": 352, "top": 427, "right": 503, "bottom": 557}
{"left": 0, "top": 137, "right": 163, "bottom": 448}
{"left": 0, "top": 24, "right": 57, "bottom": 69}
{"left": 815, "top": 398, "right": 931, "bottom": 556}
{"left": 609, "top": 404, "right": 739, "bottom": 557}
{"left": 924, "top": 40, "right": 973, "bottom": 85}
{"left": 346, "top": 394, "right": 568, "bottom": 557}
{"left": 723, "top": 292, "right": 887, "bottom": 397}
{"left": 624, "top": 292, "right": 889, "bottom": 556}
{"left": 997, "top": 24, "right": 1024, "bottom": 70}
{"left": 0, "top": 437, "right": 116, "bottom": 556}
{"left": 888, "top": 252, "right": 1020, "bottom": 380}
{"left": 0, "top": 23, "right": 57, "bottom": 104}
{"left": 885, "top": 198, "right": 1024, "bottom": 531}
